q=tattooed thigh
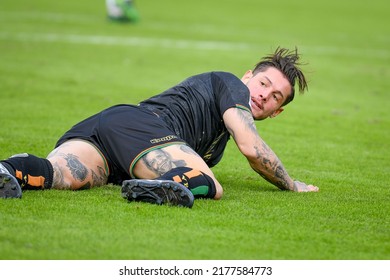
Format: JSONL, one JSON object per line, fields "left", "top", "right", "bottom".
{"left": 134, "top": 144, "right": 207, "bottom": 179}
{"left": 141, "top": 148, "right": 187, "bottom": 176}
{"left": 48, "top": 152, "right": 108, "bottom": 190}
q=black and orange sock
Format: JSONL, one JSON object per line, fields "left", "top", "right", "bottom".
{"left": 1, "top": 153, "right": 53, "bottom": 190}
{"left": 158, "top": 167, "right": 216, "bottom": 199}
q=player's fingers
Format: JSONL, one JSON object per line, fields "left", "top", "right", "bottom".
{"left": 308, "top": 185, "right": 319, "bottom": 192}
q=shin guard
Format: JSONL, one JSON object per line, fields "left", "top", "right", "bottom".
{"left": 158, "top": 167, "right": 216, "bottom": 199}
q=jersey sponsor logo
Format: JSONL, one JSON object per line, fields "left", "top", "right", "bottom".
{"left": 150, "top": 135, "right": 178, "bottom": 144}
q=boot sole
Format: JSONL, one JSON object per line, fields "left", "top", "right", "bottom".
{"left": 0, "top": 173, "right": 22, "bottom": 199}
{"left": 121, "top": 179, "right": 194, "bottom": 208}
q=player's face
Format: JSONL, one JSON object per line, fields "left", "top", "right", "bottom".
{"left": 241, "top": 67, "right": 292, "bottom": 120}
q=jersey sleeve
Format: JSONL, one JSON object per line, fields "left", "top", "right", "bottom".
{"left": 211, "top": 72, "right": 251, "bottom": 116}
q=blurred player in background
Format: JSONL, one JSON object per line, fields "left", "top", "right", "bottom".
{"left": 106, "top": 0, "right": 140, "bottom": 22}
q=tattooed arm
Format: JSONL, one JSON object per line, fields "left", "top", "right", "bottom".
{"left": 223, "top": 107, "right": 318, "bottom": 192}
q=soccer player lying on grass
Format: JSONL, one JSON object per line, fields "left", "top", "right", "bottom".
{"left": 0, "top": 47, "right": 319, "bottom": 207}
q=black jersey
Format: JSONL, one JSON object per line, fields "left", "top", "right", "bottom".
{"left": 139, "top": 71, "right": 251, "bottom": 167}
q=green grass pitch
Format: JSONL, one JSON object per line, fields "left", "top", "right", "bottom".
{"left": 0, "top": 0, "right": 389, "bottom": 260}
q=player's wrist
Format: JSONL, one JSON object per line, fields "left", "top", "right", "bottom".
{"left": 292, "top": 180, "right": 300, "bottom": 191}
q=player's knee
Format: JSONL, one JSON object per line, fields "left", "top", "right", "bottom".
{"left": 49, "top": 158, "right": 92, "bottom": 191}
{"left": 213, "top": 182, "right": 223, "bottom": 200}
{"left": 52, "top": 170, "right": 92, "bottom": 191}
{"left": 48, "top": 141, "right": 108, "bottom": 190}
{"left": 71, "top": 180, "right": 93, "bottom": 191}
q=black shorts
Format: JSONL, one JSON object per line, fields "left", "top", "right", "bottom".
{"left": 56, "top": 104, "right": 186, "bottom": 184}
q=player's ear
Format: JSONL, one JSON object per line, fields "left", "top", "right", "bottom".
{"left": 241, "top": 70, "right": 253, "bottom": 83}
{"left": 269, "top": 107, "right": 284, "bottom": 118}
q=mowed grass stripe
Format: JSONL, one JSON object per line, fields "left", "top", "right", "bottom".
{"left": 0, "top": 32, "right": 389, "bottom": 58}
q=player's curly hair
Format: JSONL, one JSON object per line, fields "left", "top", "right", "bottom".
{"left": 253, "top": 47, "right": 308, "bottom": 106}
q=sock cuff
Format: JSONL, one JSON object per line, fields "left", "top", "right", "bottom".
{"left": 2, "top": 154, "right": 54, "bottom": 189}
{"left": 42, "top": 158, "right": 54, "bottom": 189}
{"left": 159, "top": 166, "right": 216, "bottom": 199}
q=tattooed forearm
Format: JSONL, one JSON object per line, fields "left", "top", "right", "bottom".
{"left": 252, "top": 142, "right": 292, "bottom": 190}
{"left": 224, "top": 107, "right": 293, "bottom": 190}
{"left": 274, "top": 165, "right": 291, "bottom": 190}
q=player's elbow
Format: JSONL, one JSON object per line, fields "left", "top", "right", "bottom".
{"left": 239, "top": 146, "right": 263, "bottom": 172}
{"left": 237, "top": 143, "right": 258, "bottom": 162}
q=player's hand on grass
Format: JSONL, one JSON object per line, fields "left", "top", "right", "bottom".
{"left": 292, "top": 180, "right": 319, "bottom": 192}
